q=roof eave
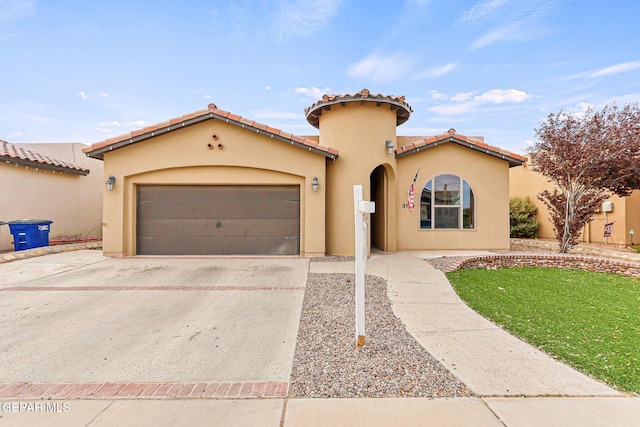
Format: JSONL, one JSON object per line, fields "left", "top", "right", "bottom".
{"left": 85, "top": 112, "right": 338, "bottom": 161}
{"left": 395, "top": 136, "right": 524, "bottom": 167}
{"left": 1, "top": 156, "right": 90, "bottom": 175}
{"left": 305, "top": 97, "right": 412, "bottom": 129}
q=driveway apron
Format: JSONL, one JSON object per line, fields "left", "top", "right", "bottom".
{"left": 0, "top": 251, "right": 308, "bottom": 390}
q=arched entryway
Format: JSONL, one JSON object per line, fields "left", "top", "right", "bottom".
{"left": 370, "top": 164, "right": 395, "bottom": 252}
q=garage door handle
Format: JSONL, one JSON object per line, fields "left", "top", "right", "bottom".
{"left": 216, "top": 220, "right": 222, "bottom": 229}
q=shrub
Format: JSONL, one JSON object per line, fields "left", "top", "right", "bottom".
{"left": 510, "top": 196, "right": 539, "bottom": 238}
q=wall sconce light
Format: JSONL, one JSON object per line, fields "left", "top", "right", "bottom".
{"left": 630, "top": 229, "right": 635, "bottom": 245}
{"left": 311, "top": 176, "right": 320, "bottom": 192}
{"left": 385, "top": 139, "right": 395, "bottom": 155}
{"left": 105, "top": 175, "right": 116, "bottom": 192}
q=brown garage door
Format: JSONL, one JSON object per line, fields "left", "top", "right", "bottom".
{"left": 136, "top": 185, "right": 300, "bottom": 255}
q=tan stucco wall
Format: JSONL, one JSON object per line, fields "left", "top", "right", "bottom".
{"left": 0, "top": 143, "right": 103, "bottom": 252}
{"left": 318, "top": 102, "right": 399, "bottom": 255}
{"left": 101, "top": 119, "right": 326, "bottom": 257}
{"left": 509, "top": 161, "right": 636, "bottom": 244}
{"left": 625, "top": 192, "right": 640, "bottom": 245}
{"left": 396, "top": 143, "right": 511, "bottom": 250}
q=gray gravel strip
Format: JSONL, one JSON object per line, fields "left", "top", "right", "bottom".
{"left": 289, "top": 273, "right": 472, "bottom": 398}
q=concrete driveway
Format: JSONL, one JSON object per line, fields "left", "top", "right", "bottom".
{"left": 0, "top": 251, "right": 308, "bottom": 384}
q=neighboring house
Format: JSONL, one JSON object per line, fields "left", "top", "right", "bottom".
{"left": 510, "top": 158, "right": 640, "bottom": 245}
{"left": 0, "top": 141, "right": 103, "bottom": 252}
{"left": 83, "top": 89, "right": 524, "bottom": 257}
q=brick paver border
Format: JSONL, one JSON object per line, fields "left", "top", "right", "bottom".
{"left": 0, "top": 381, "right": 288, "bottom": 400}
{"left": 442, "top": 253, "right": 640, "bottom": 278}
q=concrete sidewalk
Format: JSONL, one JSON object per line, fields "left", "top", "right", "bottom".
{"left": 1, "top": 250, "right": 639, "bottom": 426}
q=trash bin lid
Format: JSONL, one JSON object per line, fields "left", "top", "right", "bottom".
{"left": 8, "top": 219, "right": 53, "bottom": 225}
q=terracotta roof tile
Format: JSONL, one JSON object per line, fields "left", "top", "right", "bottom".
{"left": 83, "top": 104, "right": 339, "bottom": 160}
{"left": 239, "top": 117, "right": 255, "bottom": 127}
{"left": 0, "top": 140, "right": 90, "bottom": 175}
{"left": 265, "top": 126, "right": 280, "bottom": 134}
{"left": 396, "top": 132, "right": 525, "bottom": 166}
{"left": 305, "top": 88, "right": 413, "bottom": 128}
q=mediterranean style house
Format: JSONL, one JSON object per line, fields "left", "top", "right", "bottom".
{"left": 83, "top": 89, "right": 524, "bottom": 257}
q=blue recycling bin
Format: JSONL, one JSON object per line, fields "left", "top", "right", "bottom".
{"left": 8, "top": 220, "right": 53, "bottom": 251}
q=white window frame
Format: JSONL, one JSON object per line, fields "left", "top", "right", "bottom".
{"left": 419, "top": 174, "right": 475, "bottom": 230}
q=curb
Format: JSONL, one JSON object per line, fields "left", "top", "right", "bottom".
{"left": 0, "top": 242, "right": 102, "bottom": 264}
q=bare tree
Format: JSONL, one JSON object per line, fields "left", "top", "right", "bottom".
{"left": 528, "top": 103, "right": 640, "bottom": 253}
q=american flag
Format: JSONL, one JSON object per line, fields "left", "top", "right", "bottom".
{"left": 408, "top": 169, "right": 420, "bottom": 212}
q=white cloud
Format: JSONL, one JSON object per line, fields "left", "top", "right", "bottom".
{"left": 451, "top": 92, "right": 475, "bottom": 102}
{"left": 98, "top": 121, "right": 122, "bottom": 127}
{"left": 265, "top": 86, "right": 271, "bottom": 90}
{"left": 416, "top": 62, "right": 457, "bottom": 79}
{"left": 471, "top": 21, "right": 523, "bottom": 49}
{"left": 428, "top": 90, "right": 446, "bottom": 99}
{"left": 77, "top": 91, "right": 87, "bottom": 100}
{"left": 273, "top": 0, "right": 342, "bottom": 42}
{"left": 566, "top": 102, "right": 593, "bottom": 118}
{"left": 346, "top": 52, "right": 413, "bottom": 83}
{"left": 473, "top": 88, "right": 531, "bottom": 103}
{"left": 429, "top": 101, "right": 478, "bottom": 116}
{"left": 95, "top": 120, "right": 148, "bottom": 134}
{"left": 100, "top": 92, "right": 109, "bottom": 98}
{"left": 429, "top": 88, "right": 531, "bottom": 116}
{"left": 458, "top": 0, "right": 509, "bottom": 24}
{"left": 589, "top": 60, "right": 640, "bottom": 78}
{"left": 295, "top": 86, "right": 330, "bottom": 100}
{"left": 469, "top": 2, "right": 560, "bottom": 49}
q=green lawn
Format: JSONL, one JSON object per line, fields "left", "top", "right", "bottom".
{"left": 446, "top": 267, "right": 640, "bottom": 394}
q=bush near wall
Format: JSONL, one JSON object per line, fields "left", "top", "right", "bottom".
{"left": 443, "top": 254, "right": 640, "bottom": 279}
{"left": 510, "top": 197, "right": 539, "bottom": 238}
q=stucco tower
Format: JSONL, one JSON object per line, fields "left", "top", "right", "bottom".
{"left": 305, "top": 89, "right": 413, "bottom": 256}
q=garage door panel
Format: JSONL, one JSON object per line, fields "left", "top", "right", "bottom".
{"left": 136, "top": 185, "right": 300, "bottom": 255}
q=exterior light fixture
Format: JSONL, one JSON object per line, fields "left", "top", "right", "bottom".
{"left": 630, "top": 229, "right": 635, "bottom": 245}
{"left": 311, "top": 176, "right": 320, "bottom": 192}
{"left": 105, "top": 175, "right": 116, "bottom": 192}
{"left": 385, "top": 139, "right": 395, "bottom": 155}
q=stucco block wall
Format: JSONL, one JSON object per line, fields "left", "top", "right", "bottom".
{"left": 101, "top": 119, "right": 326, "bottom": 257}
{"left": 396, "top": 143, "right": 511, "bottom": 250}
{"left": 0, "top": 143, "right": 103, "bottom": 252}
{"left": 509, "top": 162, "right": 636, "bottom": 244}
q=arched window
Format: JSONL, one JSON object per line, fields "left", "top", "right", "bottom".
{"left": 420, "top": 174, "right": 474, "bottom": 229}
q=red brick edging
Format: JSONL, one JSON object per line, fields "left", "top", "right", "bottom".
{"left": 0, "top": 381, "right": 288, "bottom": 400}
{"left": 442, "top": 253, "right": 640, "bottom": 278}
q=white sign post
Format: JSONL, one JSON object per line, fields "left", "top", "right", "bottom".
{"left": 353, "top": 185, "right": 375, "bottom": 348}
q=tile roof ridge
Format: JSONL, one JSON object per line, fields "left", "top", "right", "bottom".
{"left": 396, "top": 131, "right": 525, "bottom": 163}
{"left": 83, "top": 104, "right": 338, "bottom": 159}
{"left": 305, "top": 88, "right": 413, "bottom": 115}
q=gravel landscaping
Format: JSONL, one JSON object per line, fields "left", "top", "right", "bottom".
{"left": 289, "top": 272, "right": 471, "bottom": 398}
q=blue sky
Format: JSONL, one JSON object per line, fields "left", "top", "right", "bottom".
{"left": 1, "top": 0, "right": 639, "bottom": 154}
